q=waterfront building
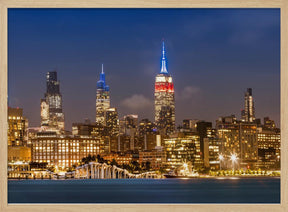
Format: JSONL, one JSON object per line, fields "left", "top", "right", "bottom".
{"left": 8, "top": 107, "right": 27, "bottom": 146}
{"left": 8, "top": 146, "right": 31, "bottom": 162}
{"left": 203, "top": 128, "right": 221, "bottom": 170}
{"left": 31, "top": 132, "right": 104, "bottom": 168}
{"left": 96, "top": 64, "right": 110, "bottom": 125}
{"left": 185, "top": 134, "right": 203, "bottom": 168}
{"left": 139, "top": 148, "right": 166, "bottom": 169}
{"left": 242, "top": 88, "right": 255, "bottom": 123}
{"left": 216, "top": 115, "right": 258, "bottom": 168}
{"left": 40, "top": 71, "right": 65, "bottom": 133}
{"left": 196, "top": 121, "right": 212, "bottom": 160}
{"left": 204, "top": 137, "right": 221, "bottom": 170}
{"left": 257, "top": 129, "right": 280, "bottom": 169}
{"left": 154, "top": 42, "right": 175, "bottom": 135}
{"left": 164, "top": 137, "right": 197, "bottom": 168}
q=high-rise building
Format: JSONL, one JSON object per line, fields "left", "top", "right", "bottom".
{"left": 104, "top": 108, "right": 119, "bottom": 136}
{"left": 41, "top": 71, "right": 65, "bottom": 132}
{"left": 119, "top": 114, "right": 138, "bottom": 136}
{"left": 196, "top": 121, "right": 212, "bottom": 160}
{"left": 242, "top": 88, "right": 255, "bottom": 123}
{"left": 8, "top": 107, "right": 27, "bottom": 146}
{"left": 138, "top": 119, "right": 155, "bottom": 137}
{"left": 96, "top": 64, "right": 110, "bottom": 125}
{"left": 216, "top": 115, "right": 258, "bottom": 168}
{"left": 154, "top": 42, "right": 175, "bottom": 135}
{"left": 257, "top": 129, "right": 280, "bottom": 169}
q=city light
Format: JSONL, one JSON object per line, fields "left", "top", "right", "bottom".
{"left": 219, "top": 154, "right": 224, "bottom": 161}
{"left": 7, "top": 41, "right": 281, "bottom": 181}
{"left": 230, "top": 154, "right": 237, "bottom": 162}
{"left": 230, "top": 153, "right": 238, "bottom": 171}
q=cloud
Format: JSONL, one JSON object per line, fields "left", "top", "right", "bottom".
{"left": 178, "top": 86, "right": 201, "bottom": 100}
{"left": 121, "top": 94, "right": 153, "bottom": 110}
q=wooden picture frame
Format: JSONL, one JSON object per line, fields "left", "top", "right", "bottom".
{"left": 0, "top": 0, "right": 287, "bottom": 211}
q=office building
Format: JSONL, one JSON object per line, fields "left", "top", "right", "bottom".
{"left": 196, "top": 121, "right": 212, "bottom": 160}
{"left": 104, "top": 108, "right": 119, "bottom": 136}
{"left": 242, "top": 88, "right": 255, "bottom": 123}
{"left": 8, "top": 107, "right": 27, "bottom": 146}
{"left": 257, "top": 129, "right": 280, "bottom": 169}
{"left": 164, "top": 137, "right": 197, "bottom": 168}
{"left": 217, "top": 115, "right": 258, "bottom": 168}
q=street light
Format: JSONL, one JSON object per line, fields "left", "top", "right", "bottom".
{"left": 230, "top": 153, "right": 238, "bottom": 171}
{"left": 219, "top": 154, "right": 224, "bottom": 170}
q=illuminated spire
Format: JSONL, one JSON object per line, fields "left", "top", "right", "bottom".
{"left": 97, "top": 64, "right": 106, "bottom": 89}
{"left": 160, "top": 41, "right": 168, "bottom": 74}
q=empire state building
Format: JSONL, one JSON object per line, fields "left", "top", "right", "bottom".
{"left": 154, "top": 42, "right": 175, "bottom": 135}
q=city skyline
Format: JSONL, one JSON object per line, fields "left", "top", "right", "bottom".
{"left": 8, "top": 8, "right": 280, "bottom": 130}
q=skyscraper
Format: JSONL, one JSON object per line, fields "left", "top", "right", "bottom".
{"left": 154, "top": 41, "right": 175, "bottom": 135}
{"left": 242, "top": 88, "right": 255, "bottom": 123}
{"left": 41, "top": 71, "right": 65, "bottom": 132}
{"left": 96, "top": 64, "right": 110, "bottom": 125}
{"left": 104, "top": 108, "right": 119, "bottom": 136}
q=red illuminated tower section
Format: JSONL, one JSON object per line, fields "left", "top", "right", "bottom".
{"left": 154, "top": 42, "right": 175, "bottom": 135}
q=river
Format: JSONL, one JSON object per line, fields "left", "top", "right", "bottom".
{"left": 8, "top": 177, "right": 280, "bottom": 203}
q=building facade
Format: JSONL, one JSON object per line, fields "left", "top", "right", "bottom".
{"left": 104, "top": 108, "right": 119, "bottom": 136}
{"left": 257, "top": 129, "right": 280, "bottom": 169}
{"left": 31, "top": 133, "right": 104, "bottom": 168}
{"left": 96, "top": 64, "right": 110, "bottom": 125}
{"left": 8, "top": 107, "right": 27, "bottom": 146}
{"left": 102, "top": 153, "right": 132, "bottom": 165}
{"left": 154, "top": 42, "right": 175, "bottom": 135}
{"left": 217, "top": 115, "right": 258, "bottom": 168}
{"left": 242, "top": 88, "right": 255, "bottom": 123}
{"left": 139, "top": 149, "right": 166, "bottom": 169}
{"left": 164, "top": 137, "right": 197, "bottom": 168}
{"left": 40, "top": 71, "right": 65, "bottom": 132}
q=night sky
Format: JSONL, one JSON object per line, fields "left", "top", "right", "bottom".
{"left": 8, "top": 9, "right": 280, "bottom": 130}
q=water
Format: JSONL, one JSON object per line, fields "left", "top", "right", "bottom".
{"left": 8, "top": 177, "right": 280, "bottom": 203}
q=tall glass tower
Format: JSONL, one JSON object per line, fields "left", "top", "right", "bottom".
{"left": 243, "top": 88, "right": 255, "bottom": 122}
{"left": 41, "top": 71, "right": 65, "bottom": 132}
{"left": 96, "top": 64, "right": 110, "bottom": 125}
{"left": 154, "top": 42, "right": 175, "bottom": 135}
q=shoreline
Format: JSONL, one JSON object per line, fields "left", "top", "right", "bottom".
{"left": 7, "top": 175, "right": 280, "bottom": 180}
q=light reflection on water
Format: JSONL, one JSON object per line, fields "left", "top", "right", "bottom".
{"left": 8, "top": 177, "right": 280, "bottom": 204}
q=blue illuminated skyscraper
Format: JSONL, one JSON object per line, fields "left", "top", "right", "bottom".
{"left": 96, "top": 64, "right": 110, "bottom": 125}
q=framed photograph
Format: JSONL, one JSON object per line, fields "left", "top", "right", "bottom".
{"left": 0, "top": 0, "right": 287, "bottom": 211}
